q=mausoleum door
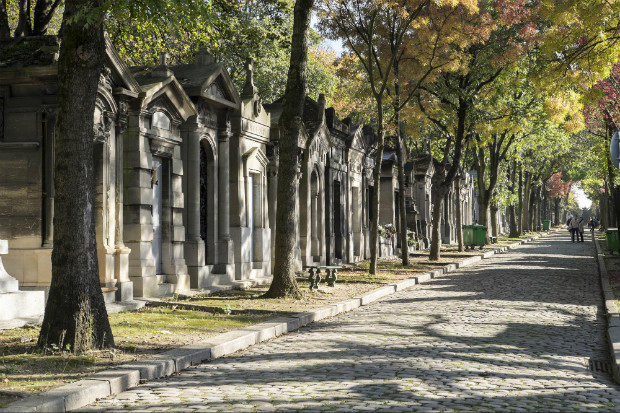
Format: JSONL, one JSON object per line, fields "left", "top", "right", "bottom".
{"left": 200, "top": 142, "right": 216, "bottom": 265}
{"left": 248, "top": 174, "right": 254, "bottom": 263}
{"left": 352, "top": 186, "right": 361, "bottom": 256}
{"left": 152, "top": 156, "right": 163, "bottom": 274}
{"left": 334, "top": 180, "right": 342, "bottom": 260}
{"left": 310, "top": 170, "right": 320, "bottom": 260}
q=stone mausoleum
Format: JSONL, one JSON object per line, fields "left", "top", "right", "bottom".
{"left": 0, "top": 35, "right": 481, "bottom": 322}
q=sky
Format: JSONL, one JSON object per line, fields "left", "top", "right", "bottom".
{"left": 312, "top": 13, "right": 344, "bottom": 55}
{"left": 572, "top": 185, "right": 592, "bottom": 209}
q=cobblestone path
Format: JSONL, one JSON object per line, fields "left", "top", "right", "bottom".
{"left": 82, "top": 232, "right": 620, "bottom": 412}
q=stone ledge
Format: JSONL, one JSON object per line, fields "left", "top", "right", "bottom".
{"left": 120, "top": 356, "right": 176, "bottom": 381}
{"left": 1, "top": 231, "right": 550, "bottom": 412}
{"left": 593, "top": 233, "right": 620, "bottom": 384}
{"left": 87, "top": 369, "right": 140, "bottom": 395}
{"left": 4, "top": 379, "right": 110, "bottom": 412}
{"left": 358, "top": 285, "right": 396, "bottom": 306}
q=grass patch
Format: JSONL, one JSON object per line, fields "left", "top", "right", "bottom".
{"left": 0, "top": 308, "right": 272, "bottom": 405}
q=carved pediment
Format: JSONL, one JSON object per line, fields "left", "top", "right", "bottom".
{"left": 349, "top": 126, "right": 366, "bottom": 153}
{"left": 204, "top": 76, "right": 232, "bottom": 101}
{"left": 201, "top": 73, "right": 239, "bottom": 110}
{"left": 149, "top": 94, "right": 184, "bottom": 126}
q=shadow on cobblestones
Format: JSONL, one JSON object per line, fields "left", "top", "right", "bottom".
{"left": 81, "top": 233, "right": 620, "bottom": 412}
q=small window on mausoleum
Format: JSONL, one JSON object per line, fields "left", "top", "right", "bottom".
{"left": 152, "top": 111, "right": 171, "bottom": 130}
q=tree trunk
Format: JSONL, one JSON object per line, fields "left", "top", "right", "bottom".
{"left": 396, "top": 136, "right": 408, "bottom": 265}
{"left": 490, "top": 203, "right": 498, "bottom": 237}
{"left": 37, "top": 0, "right": 113, "bottom": 352}
{"left": 429, "top": 185, "right": 444, "bottom": 260}
{"left": 521, "top": 171, "right": 531, "bottom": 232}
{"left": 508, "top": 205, "right": 519, "bottom": 237}
{"left": 600, "top": 192, "right": 608, "bottom": 230}
{"left": 265, "top": 0, "right": 314, "bottom": 298}
{"left": 455, "top": 174, "right": 463, "bottom": 252}
{"left": 517, "top": 164, "right": 523, "bottom": 234}
{"left": 0, "top": 0, "right": 10, "bottom": 39}
{"left": 506, "top": 160, "right": 519, "bottom": 237}
{"left": 528, "top": 185, "right": 537, "bottom": 231}
{"left": 478, "top": 193, "right": 490, "bottom": 235}
{"left": 14, "top": 0, "right": 32, "bottom": 36}
{"left": 393, "top": 59, "right": 408, "bottom": 266}
{"left": 369, "top": 100, "right": 384, "bottom": 275}
{"left": 429, "top": 98, "right": 467, "bottom": 261}
{"left": 554, "top": 198, "right": 560, "bottom": 225}
{"left": 33, "top": 0, "right": 61, "bottom": 35}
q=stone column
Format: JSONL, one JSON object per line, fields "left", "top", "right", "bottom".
{"left": 114, "top": 98, "right": 132, "bottom": 301}
{"left": 41, "top": 108, "right": 55, "bottom": 248}
{"left": 186, "top": 125, "right": 202, "bottom": 242}
{"left": 311, "top": 193, "right": 318, "bottom": 256}
{"left": 183, "top": 123, "right": 208, "bottom": 287}
{"left": 215, "top": 110, "right": 234, "bottom": 279}
{"left": 267, "top": 156, "right": 278, "bottom": 271}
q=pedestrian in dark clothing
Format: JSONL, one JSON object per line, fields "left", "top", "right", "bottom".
{"left": 570, "top": 215, "right": 579, "bottom": 242}
{"left": 578, "top": 217, "right": 585, "bottom": 242}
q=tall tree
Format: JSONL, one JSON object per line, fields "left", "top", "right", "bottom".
{"left": 417, "top": 0, "right": 539, "bottom": 260}
{"left": 37, "top": 0, "right": 114, "bottom": 352}
{"left": 545, "top": 172, "right": 572, "bottom": 225}
{"left": 3, "top": 0, "right": 62, "bottom": 36}
{"left": 264, "top": 0, "right": 315, "bottom": 298}
{"left": 320, "top": 0, "right": 476, "bottom": 273}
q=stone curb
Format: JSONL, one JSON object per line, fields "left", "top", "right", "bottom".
{"left": 2, "top": 231, "right": 550, "bottom": 412}
{"left": 592, "top": 232, "right": 620, "bottom": 384}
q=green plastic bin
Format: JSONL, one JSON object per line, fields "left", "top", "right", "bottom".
{"left": 542, "top": 220, "right": 551, "bottom": 230}
{"left": 473, "top": 225, "right": 487, "bottom": 250}
{"left": 606, "top": 228, "right": 619, "bottom": 254}
{"left": 462, "top": 225, "right": 474, "bottom": 249}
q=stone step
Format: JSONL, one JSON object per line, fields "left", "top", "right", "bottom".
{"left": 157, "top": 282, "right": 175, "bottom": 297}
{"left": 0, "top": 289, "right": 45, "bottom": 321}
{"left": 101, "top": 287, "right": 118, "bottom": 304}
{"left": 106, "top": 300, "right": 146, "bottom": 314}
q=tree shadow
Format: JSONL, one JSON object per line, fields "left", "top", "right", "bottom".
{"left": 79, "top": 233, "right": 620, "bottom": 412}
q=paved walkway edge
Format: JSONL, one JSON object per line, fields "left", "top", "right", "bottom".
{"left": 2, "top": 232, "right": 552, "bottom": 413}
{"left": 592, "top": 233, "right": 620, "bottom": 384}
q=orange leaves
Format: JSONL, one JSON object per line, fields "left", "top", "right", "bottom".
{"left": 546, "top": 172, "right": 572, "bottom": 198}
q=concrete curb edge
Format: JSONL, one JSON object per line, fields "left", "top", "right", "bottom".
{"left": 2, "top": 231, "right": 551, "bottom": 412}
{"left": 592, "top": 232, "right": 620, "bottom": 384}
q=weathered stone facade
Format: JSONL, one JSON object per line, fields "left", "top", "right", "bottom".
{"left": 0, "top": 36, "right": 141, "bottom": 303}
{"left": 0, "top": 35, "right": 484, "bottom": 318}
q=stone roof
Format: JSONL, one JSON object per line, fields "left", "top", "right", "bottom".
{"left": 414, "top": 154, "right": 433, "bottom": 174}
{"left": 265, "top": 95, "right": 326, "bottom": 137}
{"left": 382, "top": 151, "right": 397, "bottom": 163}
{"left": 0, "top": 35, "right": 59, "bottom": 68}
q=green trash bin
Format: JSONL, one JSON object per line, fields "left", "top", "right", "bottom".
{"left": 473, "top": 225, "right": 487, "bottom": 250}
{"left": 542, "top": 220, "right": 551, "bottom": 230}
{"left": 462, "top": 225, "right": 474, "bottom": 250}
{"left": 606, "top": 228, "right": 619, "bottom": 254}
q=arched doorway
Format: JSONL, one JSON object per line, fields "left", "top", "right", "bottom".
{"left": 200, "top": 140, "right": 216, "bottom": 265}
{"left": 311, "top": 169, "right": 320, "bottom": 260}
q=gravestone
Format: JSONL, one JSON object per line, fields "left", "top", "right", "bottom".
{"left": 0, "top": 240, "right": 45, "bottom": 322}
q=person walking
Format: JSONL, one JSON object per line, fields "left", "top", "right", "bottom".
{"left": 588, "top": 217, "right": 594, "bottom": 233}
{"left": 578, "top": 217, "right": 585, "bottom": 242}
{"left": 570, "top": 215, "right": 579, "bottom": 242}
